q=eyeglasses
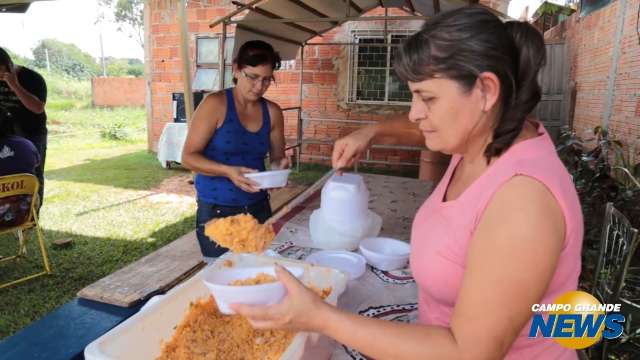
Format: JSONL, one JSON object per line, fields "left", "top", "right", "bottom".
{"left": 240, "top": 70, "right": 275, "bottom": 87}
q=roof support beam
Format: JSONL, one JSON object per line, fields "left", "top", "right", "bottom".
{"left": 227, "top": 15, "right": 428, "bottom": 24}
{"left": 432, "top": 0, "right": 440, "bottom": 14}
{"left": 405, "top": 0, "right": 416, "bottom": 13}
{"left": 349, "top": 0, "right": 363, "bottom": 14}
{"left": 231, "top": 0, "right": 321, "bottom": 37}
{"left": 209, "top": 0, "right": 265, "bottom": 28}
{"left": 236, "top": 24, "right": 303, "bottom": 46}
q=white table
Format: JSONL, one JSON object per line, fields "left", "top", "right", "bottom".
{"left": 157, "top": 122, "right": 188, "bottom": 168}
{"left": 270, "top": 172, "right": 434, "bottom": 360}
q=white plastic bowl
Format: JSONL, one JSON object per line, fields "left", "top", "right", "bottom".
{"left": 320, "top": 173, "right": 369, "bottom": 229}
{"left": 305, "top": 250, "right": 366, "bottom": 280}
{"left": 359, "top": 237, "right": 411, "bottom": 271}
{"left": 244, "top": 169, "right": 291, "bottom": 189}
{"left": 309, "top": 208, "right": 382, "bottom": 250}
{"left": 202, "top": 265, "right": 304, "bottom": 314}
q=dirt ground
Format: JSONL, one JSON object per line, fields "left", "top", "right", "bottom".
{"left": 149, "top": 174, "right": 307, "bottom": 212}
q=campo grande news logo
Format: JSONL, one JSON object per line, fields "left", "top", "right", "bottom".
{"left": 528, "top": 290, "right": 626, "bottom": 349}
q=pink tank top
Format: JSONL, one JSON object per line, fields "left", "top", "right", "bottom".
{"left": 410, "top": 122, "right": 583, "bottom": 359}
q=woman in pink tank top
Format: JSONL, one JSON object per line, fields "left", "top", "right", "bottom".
{"left": 233, "top": 6, "right": 583, "bottom": 359}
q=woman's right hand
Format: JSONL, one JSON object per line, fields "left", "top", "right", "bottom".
{"left": 331, "top": 126, "right": 376, "bottom": 174}
{"left": 225, "top": 166, "right": 260, "bottom": 193}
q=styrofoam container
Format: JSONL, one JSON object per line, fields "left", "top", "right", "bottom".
{"left": 359, "top": 237, "right": 411, "bottom": 271}
{"left": 202, "top": 265, "right": 304, "bottom": 314}
{"left": 85, "top": 253, "right": 348, "bottom": 360}
{"left": 320, "top": 173, "right": 369, "bottom": 229}
{"left": 309, "top": 208, "right": 382, "bottom": 250}
{"left": 306, "top": 250, "right": 366, "bottom": 280}
{"left": 244, "top": 169, "right": 291, "bottom": 189}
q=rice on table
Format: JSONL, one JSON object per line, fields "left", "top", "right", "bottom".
{"left": 157, "top": 288, "right": 333, "bottom": 359}
{"left": 156, "top": 297, "right": 294, "bottom": 360}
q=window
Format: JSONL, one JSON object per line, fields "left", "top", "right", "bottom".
{"left": 194, "top": 37, "right": 234, "bottom": 90}
{"left": 349, "top": 31, "right": 412, "bottom": 104}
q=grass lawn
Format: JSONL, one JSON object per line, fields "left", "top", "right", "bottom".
{"left": 0, "top": 106, "right": 197, "bottom": 339}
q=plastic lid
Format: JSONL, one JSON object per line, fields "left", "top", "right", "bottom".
{"left": 305, "top": 250, "right": 366, "bottom": 280}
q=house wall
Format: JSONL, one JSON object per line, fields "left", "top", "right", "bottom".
{"left": 545, "top": 0, "right": 640, "bottom": 149}
{"left": 147, "top": 1, "right": 511, "bottom": 167}
{"left": 92, "top": 77, "right": 145, "bottom": 107}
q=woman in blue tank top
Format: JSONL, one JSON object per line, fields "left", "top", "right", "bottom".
{"left": 182, "top": 41, "right": 289, "bottom": 258}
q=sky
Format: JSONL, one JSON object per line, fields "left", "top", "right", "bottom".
{"left": 0, "top": 0, "right": 143, "bottom": 61}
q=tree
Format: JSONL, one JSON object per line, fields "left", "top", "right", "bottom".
{"left": 32, "top": 39, "right": 99, "bottom": 79}
{"left": 98, "top": 0, "right": 144, "bottom": 49}
{"left": 3, "top": 48, "right": 33, "bottom": 68}
{"left": 103, "top": 57, "right": 143, "bottom": 77}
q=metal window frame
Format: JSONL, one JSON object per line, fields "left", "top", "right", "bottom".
{"left": 348, "top": 30, "right": 413, "bottom": 105}
{"left": 195, "top": 35, "right": 236, "bottom": 90}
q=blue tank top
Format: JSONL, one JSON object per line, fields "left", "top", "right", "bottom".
{"left": 194, "top": 88, "right": 271, "bottom": 206}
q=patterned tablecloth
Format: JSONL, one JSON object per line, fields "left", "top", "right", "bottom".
{"left": 270, "top": 173, "right": 433, "bottom": 360}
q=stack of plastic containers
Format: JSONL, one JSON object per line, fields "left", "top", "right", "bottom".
{"left": 309, "top": 173, "right": 382, "bottom": 250}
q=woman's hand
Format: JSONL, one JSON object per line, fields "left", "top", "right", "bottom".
{"left": 225, "top": 166, "right": 260, "bottom": 193}
{"left": 231, "top": 264, "right": 330, "bottom": 332}
{"left": 271, "top": 157, "right": 290, "bottom": 170}
{"left": 331, "top": 127, "right": 376, "bottom": 174}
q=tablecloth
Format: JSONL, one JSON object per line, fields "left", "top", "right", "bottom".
{"left": 270, "top": 173, "right": 433, "bottom": 359}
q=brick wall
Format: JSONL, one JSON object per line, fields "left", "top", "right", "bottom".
{"left": 147, "top": 1, "right": 510, "bottom": 166}
{"left": 147, "top": 1, "right": 425, "bottom": 166}
{"left": 92, "top": 77, "right": 145, "bottom": 107}
{"left": 546, "top": 0, "right": 640, "bottom": 148}
{"left": 148, "top": 0, "right": 237, "bottom": 150}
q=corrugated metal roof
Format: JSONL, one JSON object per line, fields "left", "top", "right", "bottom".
{"left": 0, "top": 0, "right": 53, "bottom": 13}
{"left": 211, "top": 0, "right": 480, "bottom": 60}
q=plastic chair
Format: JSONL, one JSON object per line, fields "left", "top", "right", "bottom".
{"left": 0, "top": 173, "right": 52, "bottom": 289}
{"left": 591, "top": 202, "right": 639, "bottom": 359}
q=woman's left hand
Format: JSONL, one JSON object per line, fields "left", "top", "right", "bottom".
{"left": 230, "top": 264, "right": 330, "bottom": 332}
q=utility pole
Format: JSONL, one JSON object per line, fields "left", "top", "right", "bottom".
{"left": 99, "top": 31, "right": 107, "bottom": 77}
{"left": 44, "top": 48, "right": 51, "bottom": 73}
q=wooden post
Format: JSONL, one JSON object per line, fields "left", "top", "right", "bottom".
{"left": 144, "top": 1, "right": 153, "bottom": 151}
{"left": 219, "top": 21, "right": 227, "bottom": 90}
{"left": 178, "top": 0, "right": 194, "bottom": 126}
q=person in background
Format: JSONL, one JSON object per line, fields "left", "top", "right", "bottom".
{"left": 0, "top": 110, "right": 39, "bottom": 177}
{"left": 182, "top": 40, "right": 289, "bottom": 260}
{"left": 0, "top": 47, "right": 47, "bottom": 208}
{"left": 232, "top": 7, "right": 584, "bottom": 359}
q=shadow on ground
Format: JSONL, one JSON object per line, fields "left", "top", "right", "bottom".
{"left": 0, "top": 213, "right": 196, "bottom": 340}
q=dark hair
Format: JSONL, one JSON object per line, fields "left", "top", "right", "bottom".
{"left": 0, "top": 47, "right": 14, "bottom": 69}
{"left": 395, "top": 6, "right": 546, "bottom": 161}
{"left": 233, "top": 40, "right": 281, "bottom": 85}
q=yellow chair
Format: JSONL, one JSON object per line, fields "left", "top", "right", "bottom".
{"left": 0, "top": 173, "right": 52, "bottom": 289}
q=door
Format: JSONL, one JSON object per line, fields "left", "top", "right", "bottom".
{"left": 535, "top": 41, "right": 571, "bottom": 142}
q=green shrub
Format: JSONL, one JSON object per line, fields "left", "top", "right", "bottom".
{"left": 47, "top": 99, "right": 77, "bottom": 111}
{"left": 100, "top": 122, "right": 130, "bottom": 141}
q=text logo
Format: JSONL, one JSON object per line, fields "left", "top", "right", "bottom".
{"left": 528, "top": 290, "right": 625, "bottom": 349}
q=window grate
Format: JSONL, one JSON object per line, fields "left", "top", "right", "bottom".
{"left": 349, "top": 30, "right": 413, "bottom": 104}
